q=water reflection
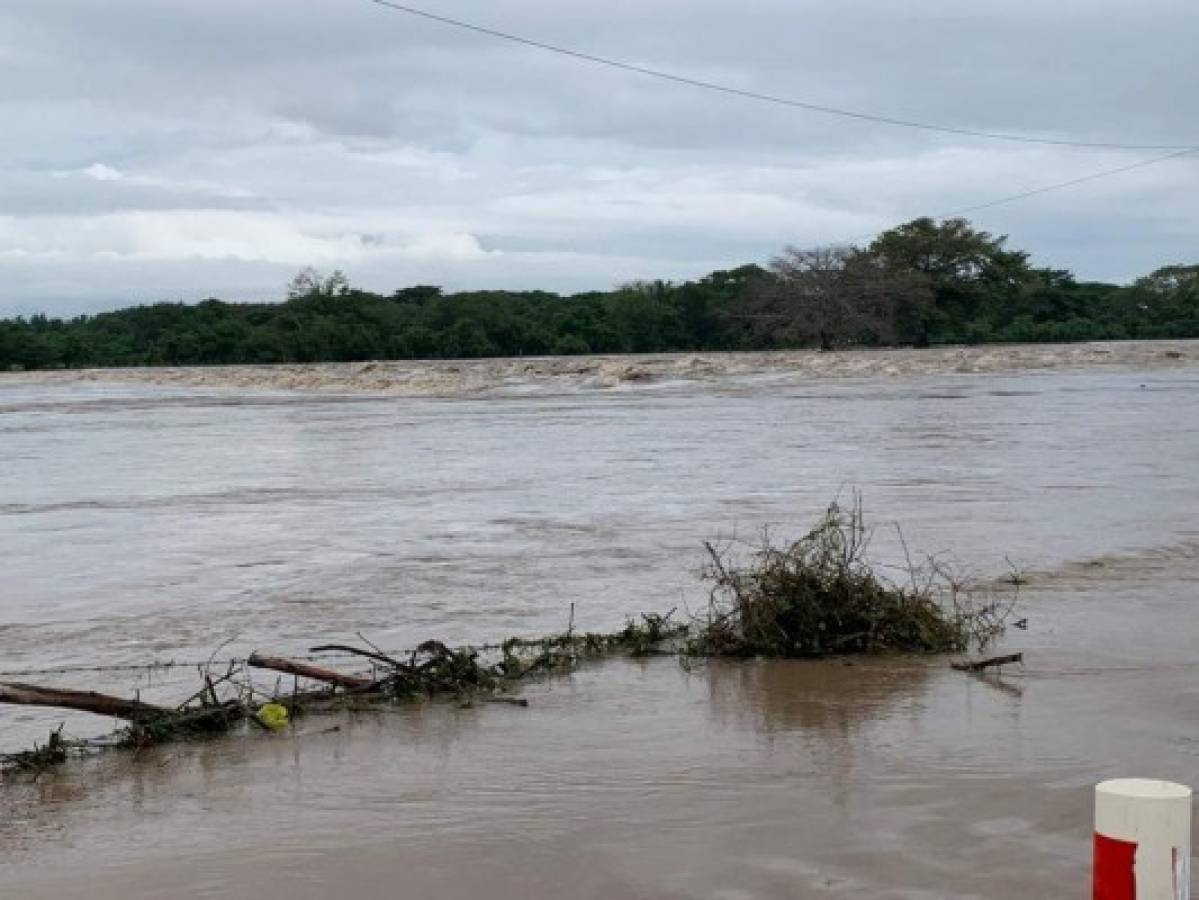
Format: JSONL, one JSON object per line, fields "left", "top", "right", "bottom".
{"left": 704, "top": 657, "right": 939, "bottom": 807}
{"left": 705, "top": 657, "right": 934, "bottom": 738}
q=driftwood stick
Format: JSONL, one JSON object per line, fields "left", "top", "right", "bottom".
{"left": 308, "top": 644, "right": 412, "bottom": 672}
{"left": 247, "top": 653, "right": 376, "bottom": 691}
{"left": 479, "top": 695, "right": 529, "bottom": 707}
{"left": 0, "top": 682, "right": 169, "bottom": 722}
{"left": 175, "top": 670, "right": 239, "bottom": 712}
{"left": 951, "top": 652, "right": 1024, "bottom": 673}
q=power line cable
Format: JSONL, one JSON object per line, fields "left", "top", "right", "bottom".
{"left": 828, "top": 146, "right": 1197, "bottom": 247}
{"left": 943, "top": 147, "right": 1197, "bottom": 218}
{"left": 365, "top": 0, "right": 1197, "bottom": 152}
{"left": 363, "top": 2, "right": 1196, "bottom": 252}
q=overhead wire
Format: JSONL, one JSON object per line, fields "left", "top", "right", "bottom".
{"left": 827, "top": 146, "right": 1197, "bottom": 248}
{"left": 364, "top": 0, "right": 1197, "bottom": 153}
{"left": 361, "top": 1, "right": 1197, "bottom": 232}
{"left": 944, "top": 147, "right": 1198, "bottom": 220}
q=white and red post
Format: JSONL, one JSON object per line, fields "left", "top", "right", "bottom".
{"left": 1094, "top": 779, "right": 1192, "bottom": 900}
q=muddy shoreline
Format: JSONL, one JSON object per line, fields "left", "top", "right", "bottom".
{"left": 6, "top": 339, "right": 1197, "bottom": 395}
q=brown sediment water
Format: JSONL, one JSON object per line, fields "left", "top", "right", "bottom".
{"left": 1, "top": 612, "right": 1198, "bottom": 900}
{"left": 2, "top": 349, "right": 1198, "bottom": 897}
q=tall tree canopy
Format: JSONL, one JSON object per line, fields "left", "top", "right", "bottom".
{"left": 869, "top": 217, "right": 1037, "bottom": 345}
{"left": 0, "top": 220, "right": 1195, "bottom": 371}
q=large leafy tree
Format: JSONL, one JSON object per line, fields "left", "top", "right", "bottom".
{"left": 870, "top": 217, "right": 1036, "bottom": 344}
{"left": 1123, "top": 264, "right": 1199, "bottom": 336}
{"left": 286, "top": 267, "right": 351, "bottom": 301}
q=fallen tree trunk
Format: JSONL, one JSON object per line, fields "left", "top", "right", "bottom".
{"left": 247, "top": 653, "right": 376, "bottom": 691}
{"left": 951, "top": 652, "right": 1023, "bottom": 673}
{"left": 0, "top": 682, "right": 169, "bottom": 722}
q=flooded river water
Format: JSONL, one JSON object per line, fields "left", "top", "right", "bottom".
{"left": 2, "top": 346, "right": 1198, "bottom": 898}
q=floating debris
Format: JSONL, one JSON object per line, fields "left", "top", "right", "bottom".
{"left": 2, "top": 501, "right": 1016, "bottom": 777}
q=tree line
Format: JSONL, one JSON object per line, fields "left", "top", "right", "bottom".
{"left": 2, "top": 217, "right": 1196, "bottom": 370}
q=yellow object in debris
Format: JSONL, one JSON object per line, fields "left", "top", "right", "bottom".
{"left": 257, "top": 703, "right": 290, "bottom": 730}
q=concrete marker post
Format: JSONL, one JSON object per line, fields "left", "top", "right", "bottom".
{"left": 1094, "top": 778, "right": 1192, "bottom": 900}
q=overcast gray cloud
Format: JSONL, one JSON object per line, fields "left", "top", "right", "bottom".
{"left": 0, "top": 0, "right": 1195, "bottom": 316}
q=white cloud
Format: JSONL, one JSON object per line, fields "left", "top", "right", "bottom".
{"left": 75, "top": 163, "right": 124, "bottom": 181}
{"left": 49, "top": 163, "right": 122, "bottom": 182}
{"left": 395, "top": 233, "right": 495, "bottom": 262}
{"left": 0, "top": 211, "right": 504, "bottom": 269}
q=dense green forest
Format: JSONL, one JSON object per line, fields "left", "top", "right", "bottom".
{"left": 2, "top": 217, "right": 1196, "bottom": 370}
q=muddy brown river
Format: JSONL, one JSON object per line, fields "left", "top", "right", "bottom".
{"left": 2, "top": 345, "right": 1198, "bottom": 898}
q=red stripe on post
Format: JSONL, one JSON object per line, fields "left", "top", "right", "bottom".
{"left": 1094, "top": 832, "right": 1138, "bottom": 900}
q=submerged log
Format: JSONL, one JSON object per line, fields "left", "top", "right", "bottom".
{"left": 0, "top": 682, "right": 169, "bottom": 722}
{"left": 951, "top": 652, "right": 1023, "bottom": 673}
{"left": 247, "top": 653, "right": 376, "bottom": 691}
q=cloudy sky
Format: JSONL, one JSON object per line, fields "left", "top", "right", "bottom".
{"left": 1, "top": 0, "right": 1195, "bottom": 317}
